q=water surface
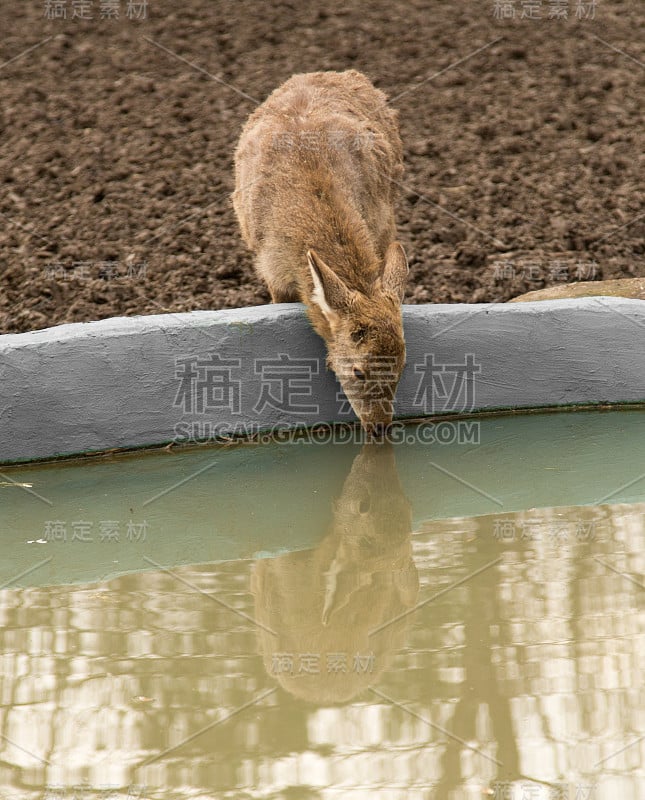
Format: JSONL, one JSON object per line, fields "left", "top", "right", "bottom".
{"left": 0, "top": 411, "right": 643, "bottom": 799}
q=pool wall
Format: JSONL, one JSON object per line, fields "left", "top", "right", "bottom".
{"left": 1, "top": 298, "right": 644, "bottom": 464}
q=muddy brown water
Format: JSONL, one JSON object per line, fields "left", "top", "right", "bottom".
{"left": 1, "top": 503, "right": 643, "bottom": 798}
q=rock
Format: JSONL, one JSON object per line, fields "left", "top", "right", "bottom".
{"left": 509, "top": 278, "right": 645, "bottom": 302}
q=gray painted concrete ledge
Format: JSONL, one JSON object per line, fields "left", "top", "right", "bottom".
{"left": 1, "top": 298, "right": 644, "bottom": 465}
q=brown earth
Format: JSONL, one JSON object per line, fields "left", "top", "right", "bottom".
{"left": 1, "top": 0, "right": 643, "bottom": 334}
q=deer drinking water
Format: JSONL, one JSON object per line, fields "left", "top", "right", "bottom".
{"left": 233, "top": 70, "right": 408, "bottom": 433}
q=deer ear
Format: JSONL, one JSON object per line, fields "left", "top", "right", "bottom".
{"left": 381, "top": 242, "right": 409, "bottom": 301}
{"left": 307, "top": 249, "right": 352, "bottom": 321}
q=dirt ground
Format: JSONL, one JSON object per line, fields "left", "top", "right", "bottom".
{"left": 1, "top": 0, "right": 643, "bottom": 334}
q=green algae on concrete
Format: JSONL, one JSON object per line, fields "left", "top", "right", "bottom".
{"left": 510, "top": 277, "right": 645, "bottom": 302}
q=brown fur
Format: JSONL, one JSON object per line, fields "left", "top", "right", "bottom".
{"left": 233, "top": 70, "right": 409, "bottom": 430}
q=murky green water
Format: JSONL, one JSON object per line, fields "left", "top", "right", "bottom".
{"left": 1, "top": 410, "right": 644, "bottom": 799}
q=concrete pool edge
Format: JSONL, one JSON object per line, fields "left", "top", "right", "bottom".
{"left": 1, "top": 298, "right": 644, "bottom": 464}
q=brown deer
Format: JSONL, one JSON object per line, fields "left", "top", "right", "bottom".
{"left": 233, "top": 70, "right": 408, "bottom": 433}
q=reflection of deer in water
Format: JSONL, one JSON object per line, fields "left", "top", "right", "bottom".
{"left": 251, "top": 443, "right": 418, "bottom": 704}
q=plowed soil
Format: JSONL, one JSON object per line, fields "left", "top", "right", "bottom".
{"left": 1, "top": 0, "right": 643, "bottom": 333}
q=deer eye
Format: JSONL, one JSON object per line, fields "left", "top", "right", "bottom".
{"left": 351, "top": 326, "right": 368, "bottom": 343}
{"left": 353, "top": 366, "right": 366, "bottom": 381}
